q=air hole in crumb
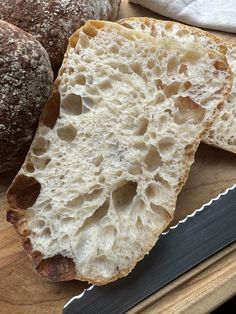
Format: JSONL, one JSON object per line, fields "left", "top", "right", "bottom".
{"left": 76, "top": 200, "right": 109, "bottom": 233}
{"left": 32, "top": 137, "right": 50, "bottom": 156}
{"left": 92, "top": 155, "right": 104, "bottom": 167}
{"left": 144, "top": 146, "right": 162, "bottom": 172}
{"left": 154, "top": 174, "right": 171, "bottom": 190}
{"left": 111, "top": 45, "right": 119, "bottom": 54}
{"left": 33, "top": 157, "right": 50, "bottom": 170}
{"left": 82, "top": 23, "right": 98, "bottom": 37}
{"left": 75, "top": 75, "right": 86, "bottom": 85}
{"left": 42, "top": 227, "right": 51, "bottom": 237}
{"left": 57, "top": 125, "right": 77, "bottom": 142}
{"left": 132, "top": 198, "right": 145, "bottom": 213}
{"left": 130, "top": 62, "right": 142, "bottom": 77}
{"left": 156, "top": 79, "right": 164, "bottom": 90}
{"left": 101, "top": 225, "right": 117, "bottom": 242}
{"left": 133, "top": 142, "right": 147, "bottom": 151}
{"left": 67, "top": 195, "right": 83, "bottom": 208}
{"left": 153, "top": 66, "right": 162, "bottom": 76}
{"left": 147, "top": 59, "right": 155, "bottom": 69}
{"left": 179, "top": 64, "right": 188, "bottom": 74}
{"left": 158, "top": 137, "right": 175, "bottom": 156}
{"left": 30, "top": 219, "right": 46, "bottom": 231}
{"left": 61, "top": 217, "right": 74, "bottom": 226}
{"left": 158, "top": 115, "right": 168, "bottom": 131}
{"left": 119, "top": 64, "right": 130, "bottom": 74}
{"left": 67, "top": 67, "right": 74, "bottom": 75}
{"left": 135, "top": 216, "right": 145, "bottom": 232}
{"left": 96, "top": 49, "right": 104, "bottom": 56}
{"left": 164, "top": 82, "right": 180, "bottom": 98}
{"left": 155, "top": 93, "right": 166, "bottom": 104}
{"left": 25, "top": 162, "right": 35, "bottom": 173}
{"left": 62, "top": 93, "right": 82, "bottom": 115}
{"left": 86, "top": 87, "right": 98, "bottom": 97}
{"left": 136, "top": 117, "right": 149, "bottom": 135}
{"left": 79, "top": 33, "right": 89, "bottom": 48}
{"left": 141, "top": 24, "right": 146, "bottom": 30}
{"left": 7, "top": 175, "right": 41, "bottom": 209}
{"left": 114, "top": 170, "right": 123, "bottom": 177}
{"left": 164, "top": 109, "right": 172, "bottom": 115}
{"left": 124, "top": 32, "right": 135, "bottom": 41}
{"left": 150, "top": 132, "right": 156, "bottom": 139}
{"left": 165, "top": 22, "right": 173, "bottom": 30}
{"left": 83, "top": 189, "right": 103, "bottom": 203}
{"left": 78, "top": 65, "right": 86, "bottom": 72}
{"left": 112, "top": 181, "right": 137, "bottom": 212}
{"left": 214, "top": 61, "right": 227, "bottom": 71}
{"left": 174, "top": 96, "right": 206, "bottom": 125}
{"left": 182, "top": 50, "right": 201, "bottom": 63}
{"left": 167, "top": 56, "right": 178, "bottom": 72}
{"left": 120, "top": 23, "right": 134, "bottom": 29}
{"left": 176, "top": 29, "right": 189, "bottom": 36}
{"left": 44, "top": 203, "right": 52, "bottom": 212}
{"left": 99, "top": 176, "right": 105, "bottom": 183}
{"left": 145, "top": 183, "right": 157, "bottom": 199}
{"left": 150, "top": 203, "right": 171, "bottom": 220}
{"left": 184, "top": 81, "right": 192, "bottom": 90}
{"left": 110, "top": 74, "right": 122, "bottom": 81}
{"left": 221, "top": 113, "right": 229, "bottom": 121}
{"left": 128, "top": 161, "right": 142, "bottom": 175}
{"left": 99, "top": 80, "right": 112, "bottom": 90}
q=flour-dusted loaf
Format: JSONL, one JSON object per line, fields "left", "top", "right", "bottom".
{"left": 119, "top": 17, "right": 236, "bottom": 153}
{"left": 0, "top": 20, "right": 53, "bottom": 173}
{"left": 7, "top": 21, "right": 232, "bottom": 284}
{"left": 0, "top": 0, "right": 121, "bottom": 70}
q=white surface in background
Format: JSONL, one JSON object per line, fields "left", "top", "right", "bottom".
{"left": 129, "top": 0, "right": 236, "bottom": 33}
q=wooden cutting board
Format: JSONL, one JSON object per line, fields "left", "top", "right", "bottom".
{"left": 0, "top": 1, "right": 236, "bottom": 313}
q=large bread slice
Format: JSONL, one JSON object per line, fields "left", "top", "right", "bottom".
{"left": 119, "top": 17, "right": 236, "bottom": 154}
{"left": 6, "top": 21, "right": 232, "bottom": 285}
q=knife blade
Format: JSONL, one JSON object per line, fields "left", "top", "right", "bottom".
{"left": 63, "top": 184, "right": 236, "bottom": 314}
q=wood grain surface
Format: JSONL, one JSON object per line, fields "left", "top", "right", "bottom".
{"left": 0, "top": 1, "right": 236, "bottom": 313}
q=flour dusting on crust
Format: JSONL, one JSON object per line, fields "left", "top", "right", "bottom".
{"left": 0, "top": 0, "right": 121, "bottom": 69}
{"left": 0, "top": 20, "right": 53, "bottom": 172}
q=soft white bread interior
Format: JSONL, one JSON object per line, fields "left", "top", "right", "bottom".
{"left": 7, "top": 21, "right": 232, "bottom": 285}
{"left": 119, "top": 18, "right": 236, "bottom": 153}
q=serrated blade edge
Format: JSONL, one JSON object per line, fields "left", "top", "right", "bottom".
{"left": 162, "top": 183, "right": 236, "bottom": 236}
{"left": 64, "top": 285, "right": 95, "bottom": 308}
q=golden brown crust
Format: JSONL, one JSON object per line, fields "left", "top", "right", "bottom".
{"left": 36, "top": 255, "right": 77, "bottom": 282}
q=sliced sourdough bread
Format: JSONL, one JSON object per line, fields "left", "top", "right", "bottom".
{"left": 6, "top": 21, "right": 232, "bottom": 285}
{"left": 119, "top": 17, "right": 236, "bottom": 154}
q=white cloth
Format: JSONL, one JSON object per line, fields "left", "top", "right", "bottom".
{"left": 129, "top": 0, "right": 236, "bottom": 33}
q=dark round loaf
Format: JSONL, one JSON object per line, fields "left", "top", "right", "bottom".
{"left": 0, "top": 0, "right": 121, "bottom": 70}
{"left": 0, "top": 20, "right": 53, "bottom": 173}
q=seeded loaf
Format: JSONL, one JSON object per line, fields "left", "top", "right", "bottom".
{"left": 0, "top": 0, "right": 121, "bottom": 70}
{"left": 119, "top": 17, "right": 236, "bottom": 154}
{"left": 7, "top": 21, "right": 232, "bottom": 284}
{"left": 0, "top": 20, "right": 53, "bottom": 173}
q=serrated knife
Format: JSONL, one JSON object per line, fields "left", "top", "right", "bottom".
{"left": 63, "top": 185, "right": 236, "bottom": 314}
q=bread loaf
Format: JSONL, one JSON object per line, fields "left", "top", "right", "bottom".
{"left": 119, "top": 17, "right": 236, "bottom": 153}
{"left": 0, "top": 0, "right": 121, "bottom": 70}
{"left": 6, "top": 21, "right": 232, "bottom": 284}
{"left": 0, "top": 20, "right": 53, "bottom": 173}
